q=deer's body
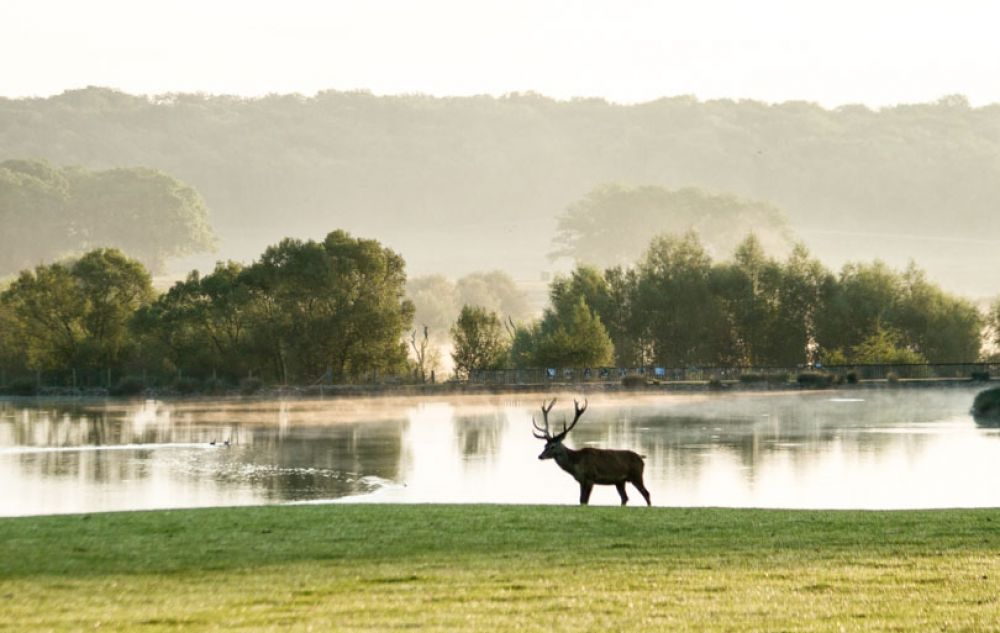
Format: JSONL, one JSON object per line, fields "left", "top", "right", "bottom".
{"left": 534, "top": 399, "right": 651, "bottom": 506}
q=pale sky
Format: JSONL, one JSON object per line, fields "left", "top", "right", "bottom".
{"left": 2, "top": 0, "right": 999, "bottom": 107}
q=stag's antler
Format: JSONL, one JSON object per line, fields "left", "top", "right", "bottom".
{"left": 560, "top": 398, "right": 588, "bottom": 437}
{"left": 533, "top": 398, "right": 588, "bottom": 441}
{"left": 532, "top": 398, "right": 557, "bottom": 439}
{"left": 531, "top": 398, "right": 556, "bottom": 440}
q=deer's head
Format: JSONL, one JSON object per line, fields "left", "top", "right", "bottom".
{"left": 532, "top": 398, "right": 587, "bottom": 460}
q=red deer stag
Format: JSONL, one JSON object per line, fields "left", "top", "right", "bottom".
{"left": 533, "top": 398, "right": 651, "bottom": 506}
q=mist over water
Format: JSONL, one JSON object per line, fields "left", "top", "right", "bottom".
{"left": 1, "top": 388, "right": 998, "bottom": 516}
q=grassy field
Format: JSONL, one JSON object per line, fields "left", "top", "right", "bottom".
{"left": 2, "top": 505, "right": 999, "bottom": 632}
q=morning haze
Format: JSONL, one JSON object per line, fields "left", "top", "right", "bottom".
{"left": 1, "top": 88, "right": 999, "bottom": 298}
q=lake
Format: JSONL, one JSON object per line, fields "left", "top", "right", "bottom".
{"left": 2, "top": 387, "right": 998, "bottom": 516}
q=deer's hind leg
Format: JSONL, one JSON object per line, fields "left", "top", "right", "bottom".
{"left": 615, "top": 482, "right": 629, "bottom": 506}
{"left": 631, "top": 477, "right": 651, "bottom": 506}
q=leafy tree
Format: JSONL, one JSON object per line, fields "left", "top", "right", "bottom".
{"left": 815, "top": 261, "right": 903, "bottom": 357}
{"left": 848, "top": 324, "right": 927, "bottom": 365}
{"left": 69, "top": 166, "right": 216, "bottom": 272}
{"left": 133, "top": 262, "right": 253, "bottom": 379}
{"left": 531, "top": 296, "right": 615, "bottom": 368}
{"left": 1, "top": 248, "right": 153, "bottom": 371}
{"left": 893, "top": 264, "right": 981, "bottom": 362}
{"left": 0, "top": 160, "right": 73, "bottom": 274}
{"left": 552, "top": 184, "right": 792, "bottom": 269}
{"left": 455, "top": 271, "right": 532, "bottom": 322}
{"left": 8, "top": 88, "right": 1000, "bottom": 294}
{"left": 450, "top": 305, "right": 509, "bottom": 379}
{"left": 770, "top": 244, "right": 835, "bottom": 366}
{"left": 242, "top": 230, "right": 414, "bottom": 383}
{"left": 635, "top": 232, "right": 731, "bottom": 366}
{"left": 710, "top": 235, "right": 784, "bottom": 365}
{"left": 0, "top": 159, "right": 215, "bottom": 276}
{"left": 989, "top": 299, "right": 1000, "bottom": 356}
{"left": 601, "top": 266, "right": 644, "bottom": 367}
{"left": 815, "top": 260, "right": 981, "bottom": 364}
{"left": 408, "top": 271, "right": 532, "bottom": 346}
{"left": 407, "top": 275, "right": 458, "bottom": 341}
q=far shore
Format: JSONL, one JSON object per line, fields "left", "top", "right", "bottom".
{"left": 0, "top": 375, "right": 991, "bottom": 405}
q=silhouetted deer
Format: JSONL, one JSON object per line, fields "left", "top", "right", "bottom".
{"left": 533, "top": 398, "right": 651, "bottom": 506}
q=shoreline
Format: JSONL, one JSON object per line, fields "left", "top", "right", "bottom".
{"left": 0, "top": 375, "right": 991, "bottom": 404}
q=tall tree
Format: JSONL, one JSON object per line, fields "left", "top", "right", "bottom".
{"left": 450, "top": 305, "right": 509, "bottom": 379}
{"left": 635, "top": 232, "right": 730, "bottom": 366}
{"left": 552, "top": 184, "right": 792, "bottom": 269}
{"left": 242, "top": 230, "right": 414, "bottom": 383}
{"left": 0, "top": 160, "right": 215, "bottom": 276}
{"left": 133, "top": 262, "right": 253, "bottom": 379}
{"left": 1, "top": 248, "right": 153, "bottom": 371}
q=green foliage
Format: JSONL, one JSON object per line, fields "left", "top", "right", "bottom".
{"left": 0, "top": 159, "right": 215, "bottom": 275}
{"left": 509, "top": 269, "right": 616, "bottom": 369}
{"left": 406, "top": 274, "right": 458, "bottom": 341}
{"left": 110, "top": 375, "right": 146, "bottom": 396}
{"left": 239, "top": 376, "right": 264, "bottom": 396}
{"left": 796, "top": 371, "right": 835, "bottom": 388}
{"left": 636, "top": 232, "right": 731, "bottom": 366}
{"left": 450, "top": 305, "right": 509, "bottom": 379}
{"left": 6, "top": 89, "right": 1000, "bottom": 293}
{"left": 133, "top": 262, "right": 252, "bottom": 380}
{"left": 529, "top": 234, "right": 974, "bottom": 371}
{"left": 972, "top": 387, "right": 1000, "bottom": 417}
{"left": 621, "top": 374, "right": 647, "bottom": 388}
{"left": 407, "top": 271, "right": 532, "bottom": 345}
{"left": 0, "top": 248, "right": 153, "bottom": 371}
{"left": 849, "top": 324, "right": 928, "bottom": 365}
{"left": 552, "top": 184, "right": 792, "bottom": 268}
{"left": 239, "top": 230, "right": 414, "bottom": 383}
{"left": 815, "top": 261, "right": 981, "bottom": 363}
{"left": 531, "top": 296, "right": 615, "bottom": 369}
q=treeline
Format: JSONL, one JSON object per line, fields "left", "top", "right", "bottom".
{"left": 3, "top": 88, "right": 1000, "bottom": 289}
{"left": 1, "top": 228, "right": 996, "bottom": 394}
{"left": 0, "top": 159, "right": 215, "bottom": 275}
{"left": 0, "top": 231, "right": 414, "bottom": 391}
{"left": 452, "top": 233, "right": 992, "bottom": 377}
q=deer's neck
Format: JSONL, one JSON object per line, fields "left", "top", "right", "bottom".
{"left": 552, "top": 445, "right": 583, "bottom": 480}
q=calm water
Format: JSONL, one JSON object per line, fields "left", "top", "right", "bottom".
{"left": 2, "top": 387, "right": 998, "bottom": 516}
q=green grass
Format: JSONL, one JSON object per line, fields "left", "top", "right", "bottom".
{"left": 2, "top": 505, "right": 1000, "bottom": 631}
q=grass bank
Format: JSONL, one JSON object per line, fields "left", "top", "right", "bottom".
{"left": 2, "top": 505, "right": 999, "bottom": 631}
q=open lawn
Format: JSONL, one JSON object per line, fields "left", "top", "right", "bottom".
{"left": 2, "top": 505, "right": 999, "bottom": 631}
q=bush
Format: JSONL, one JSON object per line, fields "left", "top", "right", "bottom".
{"left": 173, "top": 376, "right": 201, "bottom": 395}
{"left": 797, "top": 372, "right": 834, "bottom": 389}
{"left": 203, "top": 377, "right": 229, "bottom": 395}
{"left": 707, "top": 377, "right": 725, "bottom": 391}
{"left": 972, "top": 387, "right": 1000, "bottom": 418}
{"left": 886, "top": 372, "right": 900, "bottom": 384}
{"left": 845, "top": 371, "right": 859, "bottom": 384}
{"left": 110, "top": 375, "right": 146, "bottom": 396}
{"left": 240, "top": 376, "right": 264, "bottom": 396}
{"left": 3, "top": 377, "right": 37, "bottom": 396}
{"left": 739, "top": 373, "right": 789, "bottom": 386}
{"left": 971, "top": 371, "right": 991, "bottom": 382}
{"left": 621, "top": 375, "right": 647, "bottom": 388}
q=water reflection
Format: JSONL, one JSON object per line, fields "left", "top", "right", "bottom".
{"left": 2, "top": 387, "right": 999, "bottom": 516}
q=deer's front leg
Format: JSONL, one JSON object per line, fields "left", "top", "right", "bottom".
{"left": 579, "top": 482, "right": 594, "bottom": 505}
{"left": 615, "top": 482, "right": 628, "bottom": 506}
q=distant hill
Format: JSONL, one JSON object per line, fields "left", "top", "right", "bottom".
{"left": 2, "top": 87, "right": 998, "bottom": 295}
